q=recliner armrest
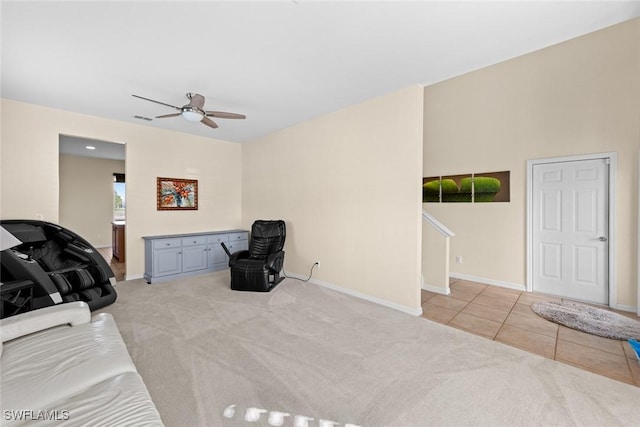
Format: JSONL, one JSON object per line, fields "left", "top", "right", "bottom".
{"left": 266, "top": 250, "right": 285, "bottom": 272}
{"left": 0, "top": 301, "right": 91, "bottom": 343}
{"left": 229, "top": 250, "right": 250, "bottom": 266}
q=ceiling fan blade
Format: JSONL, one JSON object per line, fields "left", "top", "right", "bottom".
{"left": 201, "top": 117, "right": 219, "bottom": 129}
{"left": 132, "top": 94, "right": 181, "bottom": 110}
{"left": 187, "top": 93, "right": 206, "bottom": 110}
{"left": 205, "top": 111, "right": 246, "bottom": 119}
{"left": 156, "top": 113, "right": 182, "bottom": 119}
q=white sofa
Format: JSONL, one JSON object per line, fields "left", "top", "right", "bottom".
{"left": 1, "top": 302, "right": 163, "bottom": 426}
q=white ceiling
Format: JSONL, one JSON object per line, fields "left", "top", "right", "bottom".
{"left": 59, "top": 135, "right": 125, "bottom": 160}
{"left": 3, "top": 1, "right": 640, "bottom": 143}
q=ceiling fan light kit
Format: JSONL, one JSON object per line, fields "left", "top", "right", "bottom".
{"left": 181, "top": 108, "right": 204, "bottom": 122}
{"left": 132, "top": 93, "right": 245, "bottom": 130}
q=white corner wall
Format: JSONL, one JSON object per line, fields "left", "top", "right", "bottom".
{"left": 242, "top": 85, "right": 424, "bottom": 314}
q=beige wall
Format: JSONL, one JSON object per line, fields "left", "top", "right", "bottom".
{"left": 242, "top": 86, "right": 424, "bottom": 313}
{"left": 422, "top": 223, "right": 450, "bottom": 294}
{"left": 3, "top": 19, "right": 638, "bottom": 313}
{"left": 423, "top": 19, "right": 640, "bottom": 308}
{"left": 59, "top": 154, "right": 125, "bottom": 247}
{"left": 1, "top": 99, "right": 242, "bottom": 279}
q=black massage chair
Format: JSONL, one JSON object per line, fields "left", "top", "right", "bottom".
{"left": 1, "top": 220, "right": 117, "bottom": 318}
{"left": 223, "top": 220, "right": 286, "bottom": 292}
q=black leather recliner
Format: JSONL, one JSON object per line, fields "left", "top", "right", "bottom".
{"left": 225, "top": 220, "right": 286, "bottom": 292}
{"left": 1, "top": 220, "right": 117, "bottom": 316}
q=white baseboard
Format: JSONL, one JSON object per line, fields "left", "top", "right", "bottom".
{"left": 125, "top": 273, "right": 144, "bottom": 281}
{"left": 94, "top": 244, "right": 111, "bottom": 249}
{"left": 421, "top": 282, "right": 450, "bottom": 295}
{"left": 284, "top": 271, "right": 423, "bottom": 317}
{"left": 450, "top": 272, "right": 526, "bottom": 292}
{"left": 610, "top": 303, "right": 638, "bottom": 313}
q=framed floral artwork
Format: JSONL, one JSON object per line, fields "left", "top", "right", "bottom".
{"left": 157, "top": 177, "right": 198, "bottom": 210}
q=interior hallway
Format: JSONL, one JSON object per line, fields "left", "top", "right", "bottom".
{"left": 97, "top": 247, "right": 125, "bottom": 282}
{"left": 421, "top": 279, "right": 640, "bottom": 387}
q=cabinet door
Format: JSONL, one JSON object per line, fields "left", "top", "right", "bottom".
{"left": 208, "top": 244, "right": 228, "bottom": 267}
{"left": 113, "top": 225, "right": 125, "bottom": 262}
{"left": 228, "top": 232, "right": 248, "bottom": 242}
{"left": 153, "top": 248, "right": 183, "bottom": 277}
{"left": 226, "top": 240, "right": 248, "bottom": 255}
{"left": 182, "top": 245, "right": 207, "bottom": 272}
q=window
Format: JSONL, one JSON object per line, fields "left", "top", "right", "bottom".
{"left": 113, "top": 173, "right": 125, "bottom": 221}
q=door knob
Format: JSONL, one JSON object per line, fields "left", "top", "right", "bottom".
{"left": 598, "top": 236, "right": 608, "bottom": 242}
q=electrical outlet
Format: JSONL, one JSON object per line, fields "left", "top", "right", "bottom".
{"left": 456, "top": 256, "right": 463, "bottom": 264}
{"left": 314, "top": 260, "right": 320, "bottom": 269}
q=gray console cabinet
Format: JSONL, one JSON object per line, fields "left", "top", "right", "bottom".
{"left": 143, "top": 230, "right": 248, "bottom": 283}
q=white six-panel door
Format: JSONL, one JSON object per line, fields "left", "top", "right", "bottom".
{"left": 531, "top": 158, "right": 609, "bottom": 304}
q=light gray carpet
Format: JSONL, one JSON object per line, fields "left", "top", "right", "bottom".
{"left": 531, "top": 301, "right": 640, "bottom": 340}
{"left": 100, "top": 272, "right": 640, "bottom": 426}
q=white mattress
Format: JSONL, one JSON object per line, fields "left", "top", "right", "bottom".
{"left": 12, "top": 372, "right": 164, "bottom": 427}
{"left": 1, "top": 313, "right": 137, "bottom": 413}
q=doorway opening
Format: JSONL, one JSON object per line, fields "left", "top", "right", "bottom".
{"left": 58, "top": 135, "right": 126, "bottom": 281}
{"left": 526, "top": 152, "right": 616, "bottom": 306}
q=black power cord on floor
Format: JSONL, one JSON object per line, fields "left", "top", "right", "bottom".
{"left": 283, "top": 262, "right": 319, "bottom": 283}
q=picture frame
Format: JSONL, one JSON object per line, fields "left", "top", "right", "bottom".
{"left": 156, "top": 177, "right": 198, "bottom": 210}
{"left": 422, "top": 170, "right": 510, "bottom": 203}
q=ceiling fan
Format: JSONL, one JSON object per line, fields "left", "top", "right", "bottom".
{"left": 132, "top": 93, "right": 246, "bottom": 129}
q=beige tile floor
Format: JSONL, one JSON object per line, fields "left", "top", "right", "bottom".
{"left": 421, "top": 279, "right": 640, "bottom": 387}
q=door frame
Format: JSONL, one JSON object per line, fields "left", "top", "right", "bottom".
{"left": 526, "top": 152, "right": 617, "bottom": 306}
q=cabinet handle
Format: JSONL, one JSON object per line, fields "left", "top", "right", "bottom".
{"left": 166, "top": 243, "right": 170, "bottom": 246}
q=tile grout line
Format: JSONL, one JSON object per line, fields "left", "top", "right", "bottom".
{"left": 516, "top": 292, "right": 560, "bottom": 360}
{"left": 622, "top": 343, "right": 639, "bottom": 386}
{"left": 553, "top": 325, "right": 560, "bottom": 361}
{"left": 554, "top": 340, "right": 634, "bottom": 385}
{"left": 447, "top": 285, "right": 510, "bottom": 339}
{"left": 445, "top": 284, "right": 485, "bottom": 327}
{"left": 492, "top": 291, "right": 523, "bottom": 342}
